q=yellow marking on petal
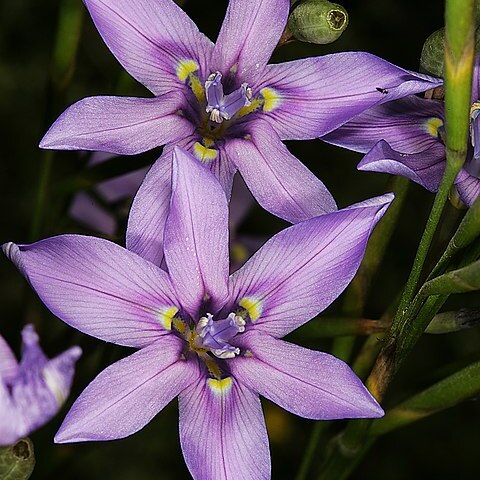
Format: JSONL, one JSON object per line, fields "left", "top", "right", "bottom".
{"left": 172, "top": 317, "right": 187, "bottom": 335}
{"left": 424, "top": 117, "right": 444, "bottom": 137}
{"left": 239, "top": 297, "right": 263, "bottom": 322}
{"left": 188, "top": 73, "right": 205, "bottom": 103}
{"left": 208, "top": 377, "right": 233, "bottom": 395}
{"left": 230, "top": 63, "right": 238, "bottom": 74}
{"left": 238, "top": 97, "right": 264, "bottom": 118}
{"left": 156, "top": 306, "right": 179, "bottom": 330}
{"left": 42, "top": 368, "right": 67, "bottom": 406}
{"left": 193, "top": 142, "right": 218, "bottom": 163}
{"left": 205, "top": 358, "right": 222, "bottom": 380}
{"left": 471, "top": 102, "right": 480, "bottom": 116}
{"left": 260, "top": 87, "right": 282, "bottom": 112}
{"left": 177, "top": 59, "right": 199, "bottom": 82}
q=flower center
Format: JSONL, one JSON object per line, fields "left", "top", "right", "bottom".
{"left": 194, "top": 312, "right": 246, "bottom": 359}
{"left": 467, "top": 102, "right": 480, "bottom": 178}
{"left": 205, "top": 72, "right": 252, "bottom": 124}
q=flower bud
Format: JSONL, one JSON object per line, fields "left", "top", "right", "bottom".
{"left": 426, "top": 308, "right": 480, "bottom": 334}
{"left": 421, "top": 27, "right": 480, "bottom": 77}
{"left": 288, "top": 0, "right": 349, "bottom": 45}
{"left": 420, "top": 28, "right": 445, "bottom": 77}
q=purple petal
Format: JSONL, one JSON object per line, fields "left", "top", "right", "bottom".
{"left": 0, "top": 335, "right": 18, "bottom": 383}
{"left": 2, "top": 236, "right": 179, "bottom": 348}
{"left": 229, "top": 194, "right": 393, "bottom": 337}
{"left": 179, "top": 375, "right": 270, "bottom": 480}
{"left": 229, "top": 174, "right": 255, "bottom": 231}
{"left": 69, "top": 192, "right": 117, "bottom": 236}
{"left": 358, "top": 140, "right": 447, "bottom": 192}
{"left": 226, "top": 121, "right": 337, "bottom": 223}
{"left": 212, "top": 0, "right": 289, "bottom": 84}
{"left": 256, "top": 52, "right": 442, "bottom": 140}
{"left": 323, "top": 96, "right": 445, "bottom": 154}
{"left": 231, "top": 331, "right": 383, "bottom": 419}
{"left": 1, "top": 325, "right": 81, "bottom": 446}
{"left": 96, "top": 167, "right": 149, "bottom": 203}
{"left": 83, "top": 0, "right": 214, "bottom": 95}
{"left": 164, "top": 147, "right": 230, "bottom": 317}
{"left": 12, "top": 325, "right": 82, "bottom": 434}
{"left": 56, "top": 336, "right": 197, "bottom": 442}
{"left": 0, "top": 382, "right": 26, "bottom": 446}
{"left": 471, "top": 58, "right": 480, "bottom": 102}
{"left": 40, "top": 93, "right": 194, "bottom": 154}
{"left": 456, "top": 172, "right": 480, "bottom": 207}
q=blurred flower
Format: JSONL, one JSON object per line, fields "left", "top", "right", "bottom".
{"left": 4, "top": 147, "right": 391, "bottom": 479}
{"left": 323, "top": 57, "right": 480, "bottom": 207}
{"left": 41, "top": 0, "right": 438, "bottom": 252}
{"left": 0, "top": 324, "right": 81, "bottom": 446}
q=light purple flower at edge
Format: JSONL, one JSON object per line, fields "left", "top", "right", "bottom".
{"left": 40, "top": 0, "right": 438, "bottom": 265}
{"left": 0, "top": 324, "right": 81, "bottom": 446}
{"left": 323, "top": 57, "right": 480, "bottom": 207}
{"left": 4, "top": 147, "right": 391, "bottom": 480}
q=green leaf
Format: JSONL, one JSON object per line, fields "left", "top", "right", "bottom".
{"left": 0, "top": 439, "right": 35, "bottom": 480}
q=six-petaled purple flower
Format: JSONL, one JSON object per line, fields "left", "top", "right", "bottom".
{"left": 0, "top": 324, "right": 81, "bottom": 446}
{"left": 4, "top": 147, "right": 392, "bottom": 479}
{"left": 324, "top": 57, "right": 480, "bottom": 207}
{"left": 39, "top": 0, "right": 439, "bottom": 265}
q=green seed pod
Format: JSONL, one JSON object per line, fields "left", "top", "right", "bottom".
{"left": 288, "top": 0, "right": 349, "bottom": 45}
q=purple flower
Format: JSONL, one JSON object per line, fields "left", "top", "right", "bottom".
{"left": 0, "top": 324, "right": 81, "bottom": 446}
{"left": 40, "top": 0, "right": 437, "bottom": 235}
{"left": 4, "top": 147, "right": 391, "bottom": 479}
{"left": 323, "top": 57, "right": 480, "bottom": 207}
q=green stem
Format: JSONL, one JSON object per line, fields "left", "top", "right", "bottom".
{"left": 295, "top": 422, "right": 331, "bottom": 480}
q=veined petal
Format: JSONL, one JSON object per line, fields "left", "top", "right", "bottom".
{"left": 0, "top": 325, "right": 81, "bottom": 446}
{"left": 226, "top": 121, "right": 337, "bottom": 223}
{"left": 323, "top": 96, "right": 445, "bottom": 154}
{"left": 229, "top": 194, "right": 393, "bottom": 337}
{"left": 231, "top": 332, "right": 383, "bottom": 419}
{"left": 2, "top": 236, "right": 179, "bottom": 348}
{"left": 456, "top": 172, "right": 480, "bottom": 207}
{"left": 212, "top": 0, "right": 289, "bottom": 84}
{"left": 179, "top": 375, "right": 270, "bottom": 480}
{"left": 40, "top": 93, "right": 194, "bottom": 155}
{"left": 200, "top": 143, "right": 237, "bottom": 198}
{"left": 256, "top": 52, "right": 442, "bottom": 140}
{"left": 84, "top": 0, "right": 214, "bottom": 95}
{"left": 164, "top": 148, "right": 230, "bottom": 317}
{"left": 358, "top": 140, "right": 447, "bottom": 192}
{"left": 56, "top": 336, "right": 198, "bottom": 442}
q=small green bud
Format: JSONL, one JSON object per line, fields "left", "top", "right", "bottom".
{"left": 421, "top": 27, "right": 480, "bottom": 77}
{"left": 426, "top": 308, "right": 480, "bottom": 334}
{"left": 0, "top": 439, "right": 35, "bottom": 480}
{"left": 288, "top": 0, "right": 349, "bottom": 45}
{"left": 420, "top": 28, "right": 445, "bottom": 77}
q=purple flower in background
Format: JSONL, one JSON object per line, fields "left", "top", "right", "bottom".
{"left": 4, "top": 147, "right": 391, "bottom": 479}
{"left": 323, "top": 57, "right": 480, "bottom": 207}
{"left": 0, "top": 324, "right": 81, "bottom": 446}
{"left": 40, "top": 0, "right": 438, "bottom": 251}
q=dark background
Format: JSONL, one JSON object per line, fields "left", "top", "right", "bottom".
{"left": 1, "top": 0, "right": 479, "bottom": 478}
